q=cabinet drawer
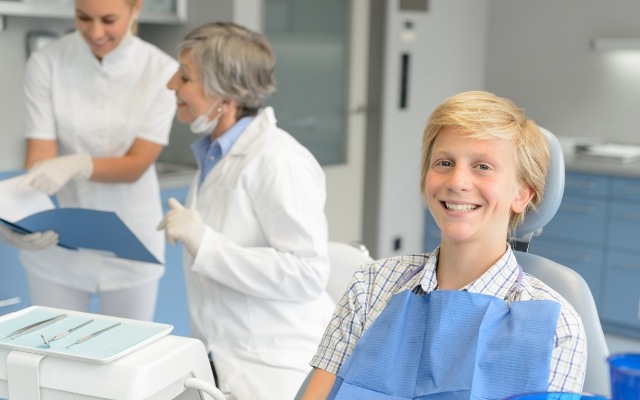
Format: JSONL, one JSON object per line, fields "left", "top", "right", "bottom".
{"left": 540, "top": 196, "right": 607, "bottom": 245}
{"left": 0, "top": 242, "right": 29, "bottom": 315}
{"left": 607, "top": 202, "right": 640, "bottom": 252}
{"left": 611, "top": 177, "right": 640, "bottom": 201}
{"left": 528, "top": 240, "right": 604, "bottom": 307}
{"left": 564, "top": 172, "right": 608, "bottom": 198}
{"left": 601, "top": 252, "right": 640, "bottom": 330}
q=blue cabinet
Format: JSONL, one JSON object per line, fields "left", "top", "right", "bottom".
{"left": 0, "top": 243, "right": 30, "bottom": 316}
{"left": 530, "top": 171, "right": 640, "bottom": 338}
{"left": 0, "top": 171, "right": 30, "bottom": 316}
{"left": 154, "top": 185, "right": 191, "bottom": 337}
{"left": 529, "top": 172, "right": 608, "bottom": 308}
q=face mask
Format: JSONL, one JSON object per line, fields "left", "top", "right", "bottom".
{"left": 190, "top": 100, "right": 222, "bottom": 134}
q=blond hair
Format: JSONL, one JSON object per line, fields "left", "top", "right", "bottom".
{"left": 419, "top": 90, "right": 549, "bottom": 235}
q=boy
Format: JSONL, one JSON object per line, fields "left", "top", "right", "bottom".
{"left": 302, "top": 91, "right": 586, "bottom": 399}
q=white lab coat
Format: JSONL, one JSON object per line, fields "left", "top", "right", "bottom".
{"left": 19, "top": 31, "right": 177, "bottom": 292}
{"left": 183, "top": 107, "right": 335, "bottom": 400}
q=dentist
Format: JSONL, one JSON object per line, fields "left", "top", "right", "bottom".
{"left": 158, "top": 22, "right": 334, "bottom": 399}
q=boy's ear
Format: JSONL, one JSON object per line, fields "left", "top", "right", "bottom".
{"left": 511, "top": 183, "right": 535, "bottom": 214}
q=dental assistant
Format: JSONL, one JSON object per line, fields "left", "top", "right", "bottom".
{"left": 158, "top": 22, "right": 334, "bottom": 399}
{"left": 0, "top": 0, "right": 178, "bottom": 320}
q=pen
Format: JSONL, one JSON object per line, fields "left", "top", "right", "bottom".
{"left": 41, "top": 319, "right": 94, "bottom": 347}
{"left": 65, "top": 322, "right": 121, "bottom": 349}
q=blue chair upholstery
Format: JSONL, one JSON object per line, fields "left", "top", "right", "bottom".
{"left": 514, "top": 127, "right": 610, "bottom": 397}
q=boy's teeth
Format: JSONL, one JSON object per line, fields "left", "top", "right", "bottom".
{"left": 445, "top": 203, "right": 477, "bottom": 211}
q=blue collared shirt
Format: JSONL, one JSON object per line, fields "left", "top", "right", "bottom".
{"left": 191, "top": 116, "right": 254, "bottom": 185}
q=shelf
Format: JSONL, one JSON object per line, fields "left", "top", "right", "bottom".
{"left": 0, "top": 0, "right": 188, "bottom": 24}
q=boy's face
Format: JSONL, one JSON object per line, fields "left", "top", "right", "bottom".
{"left": 425, "top": 127, "right": 533, "bottom": 246}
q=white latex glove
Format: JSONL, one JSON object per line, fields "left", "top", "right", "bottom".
{"left": 18, "top": 154, "right": 93, "bottom": 195}
{"left": 157, "top": 197, "right": 205, "bottom": 257}
{"left": 0, "top": 225, "right": 59, "bottom": 251}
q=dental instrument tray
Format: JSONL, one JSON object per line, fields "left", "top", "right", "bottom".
{"left": 0, "top": 306, "right": 173, "bottom": 364}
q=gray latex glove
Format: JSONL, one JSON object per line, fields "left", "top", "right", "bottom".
{"left": 0, "top": 225, "right": 59, "bottom": 251}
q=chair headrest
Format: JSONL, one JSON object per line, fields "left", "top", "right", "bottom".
{"left": 513, "top": 127, "right": 565, "bottom": 249}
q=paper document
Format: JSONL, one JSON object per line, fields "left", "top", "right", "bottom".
{"left": 0, "top": 176, "right": 160, "bottom": 264}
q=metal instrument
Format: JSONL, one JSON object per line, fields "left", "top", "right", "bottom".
{"left": 66, "top": 322, "right": 121, "bottom": 349}
{"left": 41, "top": 319, "right": 94, "bottom": 347}
{"left": 6, "top": 314, "right": 67, "bottom": 340}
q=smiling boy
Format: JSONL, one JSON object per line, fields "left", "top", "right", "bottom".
{"left": 302, "top": 91, "right": 587, "bottom": 399}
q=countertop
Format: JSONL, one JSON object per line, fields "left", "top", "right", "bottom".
{"left": 156, "top": 162, "right": 195, "bottom": 190}
{"left": 0, "top": 163, "right": 196, "bottom": 191}
{"left": 559, "top": 137, "right": 640, "bottom": 179}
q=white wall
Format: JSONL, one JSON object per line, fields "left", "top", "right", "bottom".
{"left": 485, "top": 0, "right": 640, "bottom": 143}
{"left": 0, "top": 16, "right": 71, "bottom": 170}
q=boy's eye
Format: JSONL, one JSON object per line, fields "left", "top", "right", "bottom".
{"left": 476, "top": 163, "right": 491, "bottom": 171}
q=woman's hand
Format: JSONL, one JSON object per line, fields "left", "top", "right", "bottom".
{"left": 157, "top": 197, "right": 205, "bottom": 257}
{"left": 0, "top": 225, "right": 59, "bottom": 251}
{"left": 18, "top": 154, "right": 93, "bottom": 195}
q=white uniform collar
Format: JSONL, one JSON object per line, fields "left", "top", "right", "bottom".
{"left": 75, "top": 30, "right": 135, "bottom": 68}
{"left": 228, "top": 107, "right": 277, "bottom": 156}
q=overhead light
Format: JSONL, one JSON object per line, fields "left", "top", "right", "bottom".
{"left": 591, "top": 37, "right": 640, "bottom": 51}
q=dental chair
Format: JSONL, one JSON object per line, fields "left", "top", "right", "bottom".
{"left": 512, "top": 127, "right": 610, "bottom": 397}
{"left": 326, "top": 241, "right": 374, "bottom": 303}
{"left": 293, "top": 241, "right": 373, "bottom": 400}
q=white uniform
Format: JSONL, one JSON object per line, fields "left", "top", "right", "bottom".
{"left": 184, "top": 107, "right": 335, "bottom": 400}
{"left": 20, "top": 31, "right": 177, "bottom": 293}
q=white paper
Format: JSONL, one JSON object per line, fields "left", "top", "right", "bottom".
{"left": 0, "top": 175, "right": 55, "bottom": 222}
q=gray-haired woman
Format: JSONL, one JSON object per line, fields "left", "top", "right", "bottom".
{"left": 158, "top": 22, "right": 334, "bottom": 399}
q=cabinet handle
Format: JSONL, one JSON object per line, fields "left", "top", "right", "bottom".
{"left": 533, "top": 247, "right": 590, "bottom": 263}
{"left": 613, "top": 211, "right": 640, "bottom": 221}
{"left": 565, "top": 179, "right": 598, "bottom": 190}
{"left": 613, "top": 261, "right": 640, "bottom": 272}
{"left": 0, "top": 297, "right": 21, "bottom": 308}
{"left": 559, "top": 203, "right": 595, "bottom": 215}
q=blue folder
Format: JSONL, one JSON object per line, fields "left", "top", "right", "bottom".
{"left": 1, "top": 208, "right": 160, "bottom": 264}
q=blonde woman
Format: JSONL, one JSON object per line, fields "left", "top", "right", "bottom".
{"left": 0, "top": 0, "right": 177, "bottom": 320}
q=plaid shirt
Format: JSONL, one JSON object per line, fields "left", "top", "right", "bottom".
{"left": 310, "top": 245, "right": 587, "bottom": 392}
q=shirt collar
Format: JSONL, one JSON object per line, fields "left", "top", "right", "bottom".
{"left": 190, "top": 116, "right": 254, "bottom": 169}
{"left": 76, "top": 30, "right": 135, "bottom": 69}
{"left": 418, "top": 244, "right": 520, "bottom": 300}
